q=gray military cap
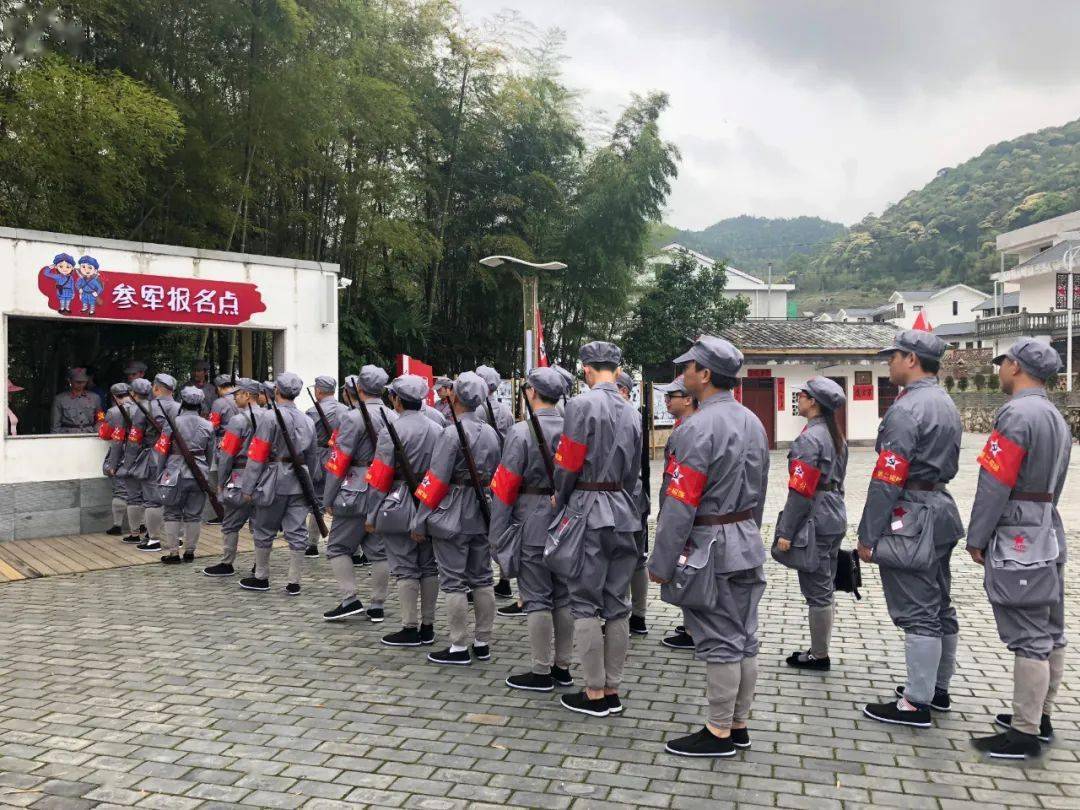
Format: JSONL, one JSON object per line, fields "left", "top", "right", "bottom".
{"left": 180, "top": 386, "right": 205, "bottom": 406}
{"left": 236, "top": 377, "right": 262, "bottom": 394}
{"left": 673, "top": 335, "right": 743, "bottom": 377}
{"left": 314, "top": 375, "right": 337, "bottom": 393}
{"left": 388, "top": 373, "right": 427, "bottom": 403}
{"left": 434, "top": 376, "right": 453, "bottom": 391}
{"left": 454, "top": 371, "right": 488, "bottom": 409}
{"left": 130, "top": 378, "right": 152, "bottom": 396}
{"left": 262, "top": 380, "right": 275, "bottom": 396}
{"left": 553, "top": 365, "right": 574, "bottom": 393}
{"left": 124, "top": 360, "right": 147, "bottom": 375}
{"left": 358, "top": 365, "right": 389, "bottom": 396}
{"left": 68, "top": 367, "right": 89, "bottom": 382}
{"left": 616, "top": 371, "right": 635, "bottom": 392}
{"left": 876, "top": 328, "right": 946, "bottom": 362}
{"left": 994, "top": 337, "right": 1062, "bottom": 381}
{"left": 527, "top": 367, "right": 565, "bottom": 401}
{"left": 214, "top": 373, "right": 233, "bottom": 388}
{"left": 579, "top": 341, "right": 622, "bottom": 367}
{"left": 153, "top": 372, "right": 177, "bottom": 391}
{"left": 796, "top": 376, "right": 847, "bottom": 412}
{"left": 109, "top": 382, "right": 131, "bottom": 396}
{"left": 475, "top": 365, "right": 501, "bottom": 392}
{"left": 275, "top": 372, "right": 303, "bottom": 398}
{"left": 658, "top": 374, "right": 689, "bottom": 396}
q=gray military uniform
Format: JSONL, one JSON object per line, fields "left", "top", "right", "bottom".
{"left": 422, "top": 403, "right": 448, "bottom": 427}
{"left": 967, "top": 387, "right": 1070, "bottom": 736}
{"left": 159, "top": 409, "right": 214, "bottom": 555}
{"left": 478, "top": 395, "right": 514, "bottom": 442}
{"left": 51, "top": 390, "right": 102, "bottom": 433}
{"left": 140, "top": 395, "right": 181, "bottom": 546}
{"left": 102, "top": 402, "right": 130, "bottom": 531}
{"left": 857, "top": 376, "right": 964, "bottom": 708}
{"left": 216, "top": 406, "right": 257, "bottom": 565}
{"left": 553, "top": 380, "right": 641, "bottom": 692}
{"left": 240, "top": 400, "right": 317, "bottom": 585}
{"left": 413, "top": 410, "right": 501, "bottom": 649}
{"left": 183, "top": 379, "right": 217, "bottom": 416}
{"left": 210, "top": 393, "right": 240, "bottom": 437}
{"left": 115, "top": 396, "right": 149, "bottom": 536}
{"left": 306, "top": 395, "right": 348, "bottom": 546}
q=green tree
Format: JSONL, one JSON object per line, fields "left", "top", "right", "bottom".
{"left": 622, "top": 248, "right": 748, "bottom": 367}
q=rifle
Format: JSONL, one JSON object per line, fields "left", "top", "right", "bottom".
{"left": 130, "top": 396, "right": 163, "bottom": 438}
{"left": 341, "top": 384, "right": 355, "bottom": 409}
{"left": 519, "top": 387, "right": 556, "bottom": 490}
{"left": 306, "top": 387, "right": 334, "bottom": 448}
{"left": 484, "top": 397, "right": 504, "bottom": 449}
{"left": 347, "top": 378, "right": 380, "bottom": 453}
{"left": 154, "top": 400, "right": 226, "bottom": 521}
{"left": 446, "top": 404, "right": 491, "bottom": 529}
{"left": 267, "top": 397, "right": 329, "bottom": 537}
{"left": 111, "top": 392, "right": 132, "bottom": 430}
{"left": 379, "top": 411, "right": 421, "bottom": 504}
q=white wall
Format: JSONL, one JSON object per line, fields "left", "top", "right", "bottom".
{"left": 891, "top": 288, "right": 986, "bottom": 329}
{"left": 1018, "top": 272, "right": 1058, "bottom": 313}
{"left": 735, "top": 288, "right": 790, "bottom": 319}
{"left": 0, "top": 230, "right": 339, "bottom": 484}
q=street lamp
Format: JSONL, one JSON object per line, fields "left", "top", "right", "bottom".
{"left": 479, "top": 255, "right": 567, "bottom": 372}
{"left": 1061, "top": 232, "right": 1080, "bottom": 392}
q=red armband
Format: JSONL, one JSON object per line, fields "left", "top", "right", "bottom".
{"left": 365, "top": 457, "right": 394, "bottom": 493}
{"left": 977, "top": 429, "right": 1026, "bottom": 488}
{"left": 98, "top": 421, "right": 113, "bottom": 440}
{"left": 554, "top": 435, "right": 587, "bottom": 472}
{"left": 153, "top": 432, "right": 172, "bottom": 455}
{"left": 666, "top": 461, "right": 707, "bottom": 507}
{"left": 110, "top": 425, "right": 126, "bottom": 442}
{"left": 491, "top": 464, "right": 523, "bottom": 506}
{"left": 126, "top": 426, "right": 144, "bottom": 444}
{"left": 328, "top": 428, "right": 340, "bottom": 449}
{"left": 664, "top": 455, "right": 676, "bottom": 476}
{"left": 324, "top": 447, "right": 352, "bottom": 478}
{"left": 415, "top": 469, "right": 450, "bottom": 509}
{"left": 247, "top": 436, "right": 271, "bottom": 463}
{"left": 788, "top": 459, "right": 822, "bottom": 498}
{"left": 871, "top": 449, "right": 910, "bottom": 486}
{"left": 219, "top": 430, "right": 242, "bottom": 457}
{"left": 209, "top": 411, "right": 221, "bottom": 428}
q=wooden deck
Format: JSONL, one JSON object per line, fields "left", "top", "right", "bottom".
{"left": 0, "top": 525, "right": 281, "bottom": 583}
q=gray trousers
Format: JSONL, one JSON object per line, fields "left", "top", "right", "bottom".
{"left": 684, "top": 566, "right": 766, "bottom": 664}
{"left": 432, "top": 533, "right": 495, "bottom": 592}
{"left": 879, "top": 539, "right": 960, "bottom": 637}
{"left": 219, "top": 500, "right": 253, "bottom": 565}
{"left": 326, "top": 513, "right": 366, "bottom": 559}
{"left": 518, "top": 541, "right": 570, "bottom": 613}
{"left": 991, "top": 563, "right": 1067, "bottom": 660}
{"left": 528, "top": 608, "right": 574, "bottom": 674}
{"left": 252, "top": 493, "right": 309, "bottom": 551}
{"left": 164, "top": 480, "right": 207, "bottom": 523}
{"left": 385, "top": 532, "right": 438, "bottom": 580}
{"left": 707, "top": 656, "right": 758, "bottom": 729}
{"left": 798, "top": 532, "right": 844, "bottom": 608}
{"left": 140, "top": 481, "right": 164, "bottom": 543}
{"left": 327, "top": 516, "right": 389, "bottom": 607}
{"left": 566, "top": 528, "right": 638, "bottom": 621}
{"left": 122, "top": 476, "right": 144, "bottom": 506}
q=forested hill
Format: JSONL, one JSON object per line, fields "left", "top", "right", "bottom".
{"left": 665, "top": 215, "right": 846, "bottom": 274}
{"left": 804, "top": 117, "right": 1080, "bottom": 295}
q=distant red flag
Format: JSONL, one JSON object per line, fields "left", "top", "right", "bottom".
{"left": 912, "top": 310, "right": 932, "bottom": 331}
{"left": 536, "top": 309, "right": 549, "bottom": 367}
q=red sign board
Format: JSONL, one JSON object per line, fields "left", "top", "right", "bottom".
{"left": 38, "top": 258, "right": 265, "bottom": 325}
{"left": 746, "top": 368, "right": 772, "bottom": 378}
{"left": 853, "top": 384, "right": 874, "bottom": 401}
{"left": 775, "top": 377, "right": 785, "bottom": 411}
{"left": 397, "top": 354, "right": 435, "bottom": 405}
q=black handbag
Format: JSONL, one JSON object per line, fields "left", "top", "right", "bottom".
{"left": 834, "top": 548, "right": 862, "bottom": 600}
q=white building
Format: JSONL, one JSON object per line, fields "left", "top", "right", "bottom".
{"left": 645, "top": 243, "right": 793, "bottom": 318}
{"left": 885, "top": 285, "right": 988, "bottom": 329}
{"left": 1, "top": 227, "right": 340, "bottom": 539}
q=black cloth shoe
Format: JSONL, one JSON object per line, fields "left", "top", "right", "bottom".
{"left": 160, "top": 554, "right": 183, "bottom": 565}
{"left": 182, "top": 552, "right": 195, "bottom": 563}
{"left": 863, "top": 699, "right": 932, "bottom": 728}
{"left": 122, "top": 534, "right": 142, "bottom": 544}
{"left": 367, "top": 607, "right": 385, "bottom": 623}
{"left": 323, "top": 600, "right": 365, "bottom": 621}
{"left": 203, "top": 563, "right": 234, "bottom": 577}
{"left": 506, "top": 672, "right": 554, "bottom": 692}
{"left": 995, "top": 713, "right": 1053, "bottom": 742}
{"left": 239, "top": 576, "right": 270, "bottom": 592}
{"left": 551, "top": 666, "right": 574, "bottom": 687}
{"left": 137, "top": 540, "right": 161, "bottom": 552}
{"left": 420, "top": 624, "right": 435, "bottom": 645}
{"left": 894, "top": 685, "right": 950, "bottom": 712}
{"left": 560, "top": 691, "right": 609, "bottom": 718}
{"left": 382, "top": 627, "right": 421, "bottom": 647}
{"left": 352, "top": 553, "right": 370, "bottom": 566}
{"left": 105, "top": 525, "right": 123, "bottom": 536}
{"left": 786, "top": 651, "right": 831, "bottom": 671}
{"left": 605, "top": 694, "right": 623, "bottom": 714}
{"left": 664, "top": 727, "right": 736, "bottom": 758}
{"left": 304, "top": 545, "right": 319, "bottom": 558}
{"left": 974, "top": 728, "right": 1042, "bottom": 759}
{"left": 629, "top": 615, "right": 648, "bottom": 635}
{"left": 284, "top": 583, "right": 301, "bottom": 596}
{"left": 497, "top": 602, "right": 525, "bottom": 617}
{"left": 428, "top": 647, "right": 471, "bottom": 665}
{"left": 493, "top": 578, "right": 513, "bottom": 598}
{"left": 730, "top": 727, "right": 751, "bottom": 749}
{"left": 205, "top": 516, "right": 223, "bottom": 526}
{"left": 662, "top": 630, "right": 695, "bottom": 650}
{"left": 472, "top": 644, "right": 490, "bottom": 661}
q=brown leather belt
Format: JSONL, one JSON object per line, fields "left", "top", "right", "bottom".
{"left": 1011, "top": 491, "right": 1053, "bottom": 503}
{"left": 904, "top": 480, "right": 945, "bottom": 492}
{"left": 818, "top": 482, "right": 841, "bottom": 492}
{"left": 694, "top": 509, "right": 754, "bottom": 526}
{"left": 520, "top": 485, "right": 554, "bottom": 495}
{"left": 575, "top": 481, "right": 622, "bottom": 491}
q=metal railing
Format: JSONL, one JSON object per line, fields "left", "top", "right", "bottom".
{"left": 975, "top": 310, "right": 1080, "bottom": 338}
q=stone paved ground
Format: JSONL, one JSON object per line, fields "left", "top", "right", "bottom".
{"left": 0, "top": 433, "right": 1077, "bottom": 809}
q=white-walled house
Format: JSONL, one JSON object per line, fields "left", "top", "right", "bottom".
{"left": 645, "top": 243, "right": 793, "bottom": 318}
{"left": 885, "top": 285, "right": 988, "bottom": 329}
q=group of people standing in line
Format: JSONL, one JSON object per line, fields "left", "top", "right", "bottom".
{"left": 96, "top": 328, "right": 1069, "bottom": 761}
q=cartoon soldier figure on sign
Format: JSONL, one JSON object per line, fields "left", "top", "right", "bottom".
{"left": 75, "top": 255, "right": 104, "bottom": 315}
{"left": 42, "top": 253, "right": 77, "bottom": 313}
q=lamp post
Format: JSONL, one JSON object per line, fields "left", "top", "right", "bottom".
{"left": 479, "top": 255, "right": 567, "bottom": 372}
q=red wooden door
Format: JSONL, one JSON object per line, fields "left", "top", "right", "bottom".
{"left": 741, "top": 378, "right": 776, "bottom": 449}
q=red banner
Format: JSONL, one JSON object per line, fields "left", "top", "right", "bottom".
{"left": 746, "top": 368, "right": 771, "bottom": 378}
{"left": 853, "top": 384, "right": 874, "bottom": 401}
{"left": 397, "top": 354, "right": 435, "bottom": 405}
{"left": 536, "top": 309, "right": 549, "bottom": 368}
{"left": 776, "top": 377, "right": 785, "bottom": 411}
{"left": 37, "top": 259, "right": 265, "bottom": 325}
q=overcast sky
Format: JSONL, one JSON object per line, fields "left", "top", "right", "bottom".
{"left": 458, "top": 0, "right": 1080, "bottom": 230}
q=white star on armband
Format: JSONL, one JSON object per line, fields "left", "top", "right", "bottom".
{"left": 884, "top": 454, "right": 899, "bottom": 470}
{"left": 989, "top": 439, "right": 1001, "bottom": 456}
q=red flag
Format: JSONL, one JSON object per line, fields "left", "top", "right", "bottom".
{"left": 536, "top": 309, "right": 549, "bottom": 367}
{"left": 912, "top": 310, "right": 932, "bottom": 331}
